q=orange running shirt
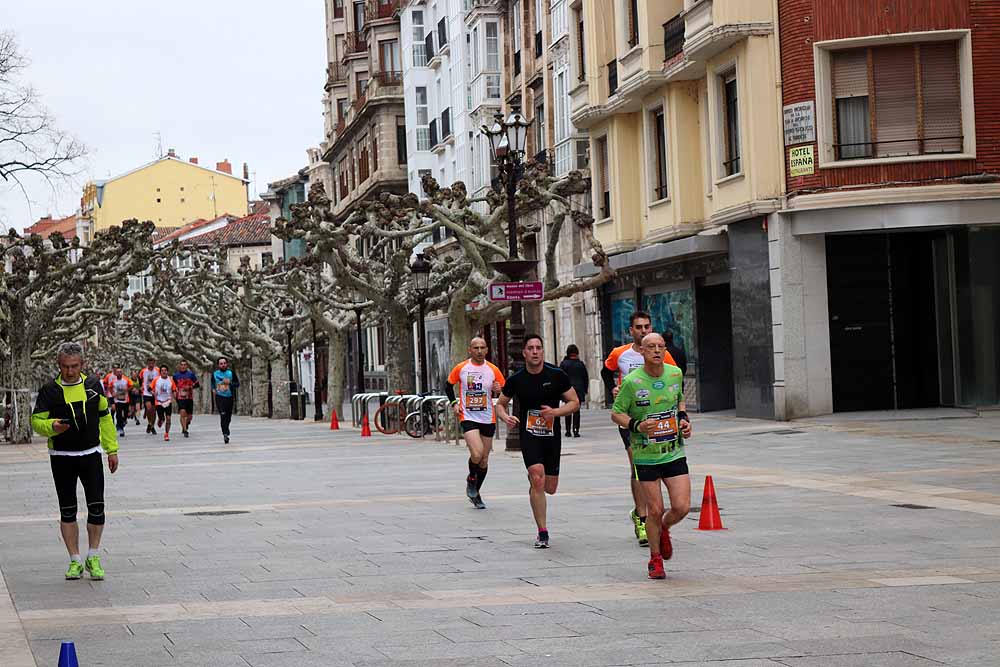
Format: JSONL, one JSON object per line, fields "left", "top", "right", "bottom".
{"left": 447, "top": 359, "right": 505, "bottom": 424}
{"left": 604, "top": 343, "right": 676, "bottom": 384}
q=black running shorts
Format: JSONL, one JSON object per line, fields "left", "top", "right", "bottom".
{"left": 461, "top": 421, "right": 496, "bottom": 438}
{"left": 176, "top": 399, "right": 194, "bottom": 413}
{"left": 155, "top": 404, "right": 173, "bottom": 419}
{"left": 634, "top": 457, "right": 689, "bottom": 482}
{"left": 520, "top": 432, "right": 561, "bottom": 476}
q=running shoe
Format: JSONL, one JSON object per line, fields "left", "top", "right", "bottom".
{"left": 637, "top": 520, "right": 648, "bottom": 547}
{"left": 465, "top": 474, "right": 478, "bottom": 499}
{"left": 660, "top": 521, "right": 673, "bottom": 561}
{"left": 470, "top": 495, "right": 486, "bottom": 509}
{"left": 150, "top": 426, "right": 157, "bottom": 435}
{"left": 647, "top": 554, "right": 665, "bottom": 579}
{"left": 117, "top": 429, "right": 125, "bottom": 437}
{"left": 224, "top": 435, "right": 230, "bottom": 444}
{"left": 534, "top": 530, "right": 549, "bottom": 548}
{"left": 631, "top": 509, "right": 643, "bottom": 540}
{"left": 65, "top": 560, "right": 84, "bottom": 580}
{"left": 134, "top": 417, "right": 140, "bottom": 425}
{"left": 157, "top": 419, "right": 164, "bottom": 428}
{"left": 85, "top": 555, "right": 105, "bottom": 580}
{"left": 183, "top": 431, "right": 189, "bottom": 438}
{"left": 163, "top": 433, "right": 170, "bottom": 442}
{"left": 146, "top": 424, "right": 152, "bottom": 434}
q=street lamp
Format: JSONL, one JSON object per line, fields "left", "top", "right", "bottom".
{"left": 280, "top": 302, "right": 298, "bottom": 420}
{"left": 481, "top": 107, "right": 533, "bottom": 452}
{"left": 410, "top": 252, "right": 431, "bottom": 393}
{"left": 351, "top": 290, "right": 366, "bottom": 396}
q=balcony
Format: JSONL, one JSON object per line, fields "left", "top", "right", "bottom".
{"left": 325, "top": 63, "right": 348, "bottom": 91}
{"left": 607, "top": 60, "right": 618, "bottom": 96}
{"left": 364, "top": 0, "right": 399, "bottom": 23}
{"left": 441, "top": 108, "right": 452, "bottom": 140}
{"left": 663, "top": 14, "right": 685, "bottom": 61}
{"left": 344, "top": 31, "right": 367, "bottom": 57}
{"left": 429, "top": 119, "right": 439, "bottom": 148}
{"left": 674, "top": 0, "right": 773, "bottom": 65}
{"left": 373, "top": 70, "right": 402, "bottom": 89}
{"left": 471, "top": 72, "right": 501, "bottom": 112}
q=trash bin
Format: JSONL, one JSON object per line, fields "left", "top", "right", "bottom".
{"left": 290, "top": 392, "right": 301, "bottom": 420}
{"left": 297, "top": 392, "right": 307, "bottom": 420}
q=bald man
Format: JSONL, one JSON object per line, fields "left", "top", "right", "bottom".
{"left": 446, "top": 337, "right": 505, "bottom": 509}
{"left": 611, "top": 333, "right": 692, "bottom": 580}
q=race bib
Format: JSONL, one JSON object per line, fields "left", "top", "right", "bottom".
{"left": 647, "top": 410, "right": 678, "bottom": 444}
{"left": 526, "top": 409, "right": 554, "bottom": 437}
{"left": 465, "top": 390, "right": 487, "bottom": 411}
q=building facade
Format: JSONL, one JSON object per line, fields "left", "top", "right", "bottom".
{"left": 772, "top": 0, "right": 1000, "bottom": 416}
{"left": 571, "top": 0, "right": 784, "bottom": 416}
{"left": 82, "top": 151, "right": 249, "bottom": 232}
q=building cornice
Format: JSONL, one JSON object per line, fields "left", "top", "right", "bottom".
{"left": 785, "top": 182, "right": 1000, "bottom": 212}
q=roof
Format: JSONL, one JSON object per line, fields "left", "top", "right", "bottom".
{"left": 180, "top": 213, "right": 272, "bottom": 248}
{"left": 91, "top": 155, "right": 249, "bottom": 188}
{"left": 154, "top": 215, "right": 236, "bottom": 246}
{"left": 25, "top": 214, "right": 80, "bottom": 240}
{"left": 249, "top": 200, "right": 269, "bottom": 215}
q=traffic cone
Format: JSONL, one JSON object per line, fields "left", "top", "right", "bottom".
{"left": 360, "top": 414, "right": 371, "bottom": 437}
{"left": 329, "top": 410, "right": 340, "bottom": 430}
{"left": 697, "top": 475, "right": 725, "bottom": 530}
{"left": 58, "top": 641, "right": 79, "bottom": 667}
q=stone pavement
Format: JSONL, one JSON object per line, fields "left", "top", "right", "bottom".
{"left": 0, "top": 408, "right": 998, "bottom": 666}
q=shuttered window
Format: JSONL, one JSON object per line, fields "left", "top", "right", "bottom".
{"left": 831, "top": 41, "right": 961, "bottom": 160}
{"left": 597, "top": 136, "right": 610, "bottom": 219}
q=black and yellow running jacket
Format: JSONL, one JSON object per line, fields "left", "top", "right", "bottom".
{"left": 31, "top": 373, "right": 119, "bottom": 454}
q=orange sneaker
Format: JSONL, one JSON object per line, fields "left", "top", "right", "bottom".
{"left": 647, "top": 554, "right": 665, "bottom": 579}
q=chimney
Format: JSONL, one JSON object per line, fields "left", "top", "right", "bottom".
{"left": 242, "top": 162, "right": 249, "bottom": 180}
{"left": 189, "top": 157, "right": 199, "bottom": 165}
{"left": 167, "top": 148, "right": 176, "bottom": 158}
{"left": 216, "top": 159, "right": 232, "bottom": 175}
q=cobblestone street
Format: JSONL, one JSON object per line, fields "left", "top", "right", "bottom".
{"left": 1, "top": 409, "right": 998, "bottom": 666}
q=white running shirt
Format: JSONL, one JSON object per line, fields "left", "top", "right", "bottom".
{"left": 447, "top": 359, "right": 505, "bottom": 424}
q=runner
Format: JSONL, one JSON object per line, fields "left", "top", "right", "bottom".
{"left": 107, "top": 367, "right": 133, "bottom": 437}
{"left": 611, "top": 332, "right": 692, "bottom": 579}
{"left": 495, "top": 334, "right": 579, "bottom": 548}
{"left": 445, "top": 337, "right": 505, "bottom": 510}
{"left": 138, "top": 358, "right": 159, "bottom": 435}
{"left": 128, "top": 370, "right": 142, "bottom": 425}
{"left": 212, "top": 357, "right": 234, "bottom": 444}
{"left": 150, "top": 365, "right": 177, "bottom": 442}
{"left": 600, "top": 311, "right": 676, "bottom": 547}
{"left": 31, "top": 342, "right": 119, "bottom": 581}
{"left": 172, "top": 360, "right": 200, "bottom": 438}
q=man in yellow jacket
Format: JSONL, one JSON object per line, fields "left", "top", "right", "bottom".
{"left": 31, "top": 342, "right": 120, "bottom": 581}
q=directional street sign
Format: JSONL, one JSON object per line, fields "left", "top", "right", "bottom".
{"left": 488, "top": 281, "right": 544, "bottom": 302}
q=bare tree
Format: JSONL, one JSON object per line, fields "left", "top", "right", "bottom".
{"left": 0, "top": 32, "right": 86, "bottom": 205}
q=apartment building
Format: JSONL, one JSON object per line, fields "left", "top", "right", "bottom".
{"left": 570, "top": 0, "right": 784, "bottom": 416}
{"left": 772, "top": 0, "right": 1000, "bottom": 416}
{"left": 321, "top": 0, "right": 408, "bottom": 223}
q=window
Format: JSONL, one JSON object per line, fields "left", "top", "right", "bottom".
{"left": 179, "top": 186, "right": 184, "bottom": 191}
{"left": 379, "top": 39, "right": 400, "bottom": 73}
{"left": 180, "top": 197, "right": 186, "bottom": 203}
{"left": 356, "top": 75, "right": 368, "bottom": 98}
{"left": 596, "top": 136, "right": 610, "bottom": 219}
{"left": 554, "top": 71, "right": 568, "bottom": 143}
{"left": 472, "top": 26, "right": 480, "bottom": 74}
{"left": 534, "top": 100, "right": 545, "bottom": 153}
{"left": 575, "top": 139, "right": 589, "bottom": 169}
{"left": 353, "top": 0, "right": 364, "bottom": 30}
{"left": 651, "top": 108, "right": 668, "bottom": 201}
{"left": 534, "top": 0, "right": 543, "bottom": 56}
{"left": 608, "top": 59, "right": 618, "bottom": 94}
{"left": 412, "top": 10, "right": 426, "bottom": 66}
{"left": 722, "top": 72, "right": 740, "bottom": 176}
{"left": 416, "top": 86, "right": 430, "bottom": 150}
{"left": 574, "top": 9, "right": 585, "bottom": 80}
{"left": 486, "top": 74, "right": 500, "bottom": 98}
{"left": 156, "top": 198, "right": 161, "bottom": 203}
{"left": 486, "top": 22, "right": 499, "bottom": 70}
{"left": 262, "top": 252, "right": 273, "bottom": 267}
{"left": 418, "top": 168, "right": 432, "bottom": 194}
{"left": 333, "top": 0, "right": 344, "bottom": 19}
{"left": 626, "top": 0, "right": 639, "bottom": 47}
{"left": 831, "top": 42, "right": 962, "bottom": 161}
{"left": 438, "top": 18, "right": 448, "bottom": 48}
{"left": 396, "top": 117, "right": 407, "bottom": 165}
{"left": 512, "top": 0, "right": 522, "bottom": 73}
{"left": 337, "top": 98, "right": 348, "bottom": 122}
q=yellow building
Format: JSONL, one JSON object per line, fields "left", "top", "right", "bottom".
{"left": 570, "top": 0, "right": 784, "bottom": 418}
{"left": 83, "top": 151, "right": 249, "bottom": 231}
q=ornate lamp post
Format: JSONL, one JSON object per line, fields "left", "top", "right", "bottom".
{"left": 351, "top": 291, "right": 366, "bottom": 396}
{"left": 482, "top": 107, "right": 533, "bottom": 452}
{"left": 410, "top": 252, "right": 431, "bottom": 393}
{"left": 280, "top": 302, "right": 298, "bottom": 419}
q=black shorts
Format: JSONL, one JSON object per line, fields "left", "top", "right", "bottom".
{"left": 619, "top": 427, "right": 632, "bottom": 449}
{"left": 461, "top": 421, "right": 496, "bottom": 438}
{"left": 155, "top": 404, "right": 173, "bottom": 419}
{"left": 50, "top": 452, "right": 105, "bottom": 525}
{"left": 176, "top": 399, "right": 194, "bottom": 413}
{"left": 143, "top": 395, "right": 154, "bottom": 406}
{"left": 520, "top": 432, "right": 561, "bottom": 476}
{"left": 634, "top": 457, "right": 689, "bottom": 482}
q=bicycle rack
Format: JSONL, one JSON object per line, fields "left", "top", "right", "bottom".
{"left": 351, "top": 392, "right": 387, "bottom": 426}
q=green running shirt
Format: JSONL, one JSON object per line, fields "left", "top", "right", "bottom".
{"left": 612, "top": 365, "right": 685, "bottom": 466}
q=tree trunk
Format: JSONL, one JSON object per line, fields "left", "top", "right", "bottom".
{"left": 327, "top": 329, "right": 347, "bottom": 420}
{"left": 9, "top": 333, "right": 35, "bottom": 444}
{"left": 250, "top": 355, "right": 270, "bottom": 418}
{"left": 235, "top": 360, "right": 253, "bottom": 416}
{"left": 384, "top": 307, "right": 415, "bottom": 393}
{"left": 199, "top": 370, "right": 214, "bottom": 415}
{"left": 270, "top": 355, "right": 291, "bottom": 419}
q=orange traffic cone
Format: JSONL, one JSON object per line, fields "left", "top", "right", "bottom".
{"left": 360, "top": 414, "right": 371, "bottom": 437}
{"left": 329, "top": 410, "right": 340, "bottom": 430}
{"left": 697, "top": 475, "right": 725, "bottom": 530}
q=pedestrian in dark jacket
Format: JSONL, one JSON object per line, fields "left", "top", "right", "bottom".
{"left": 664, "top": 330, "right": 687, "bottom": 376}
{"left": 559, "top": 344, "right": 589, "bottom": 437}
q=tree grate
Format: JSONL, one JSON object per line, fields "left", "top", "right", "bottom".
{"left": 891, "top": 503, "right": 935, "bottom": 510}
{"left": 184, "top": 510, "right": 251, "bottom": 517}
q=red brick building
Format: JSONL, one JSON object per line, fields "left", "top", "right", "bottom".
{"left": 770, "top": 0, "right": 1000, "bottom": 417}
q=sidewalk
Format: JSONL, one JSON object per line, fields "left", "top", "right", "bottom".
{"left": 0, "top": 408, "right": 997, "bottom": 666}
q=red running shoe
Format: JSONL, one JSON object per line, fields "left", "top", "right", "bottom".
{"left": 647, "top": 553, "right": 665, "bottom": 579}
{"left": 660, "top": 520, "right": 673, "bottom": 560}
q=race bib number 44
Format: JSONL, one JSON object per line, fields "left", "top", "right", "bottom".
{"left": 526, "top": 409, "right": 554, "bottom": 437}
{"left": 647, "top": 410, "right": 678, "bottom": 444}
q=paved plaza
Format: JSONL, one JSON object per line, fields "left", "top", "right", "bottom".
{"left": 1, "top": 408, "right": 998, "bottom": 666}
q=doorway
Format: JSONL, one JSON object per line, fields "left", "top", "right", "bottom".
{"left": 826, "top": 232, "right": 943, "bottom": 412}
{"left": 696, "top": 283, "right": 735, "bottom": 411}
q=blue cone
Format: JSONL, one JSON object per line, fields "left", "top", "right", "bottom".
{"left": 58, "top": 641, "right": 79, "bottom": 667}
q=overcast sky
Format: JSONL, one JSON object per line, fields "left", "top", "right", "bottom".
{"left": 0, "top": 1, "right": 325, "bottom": 232}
